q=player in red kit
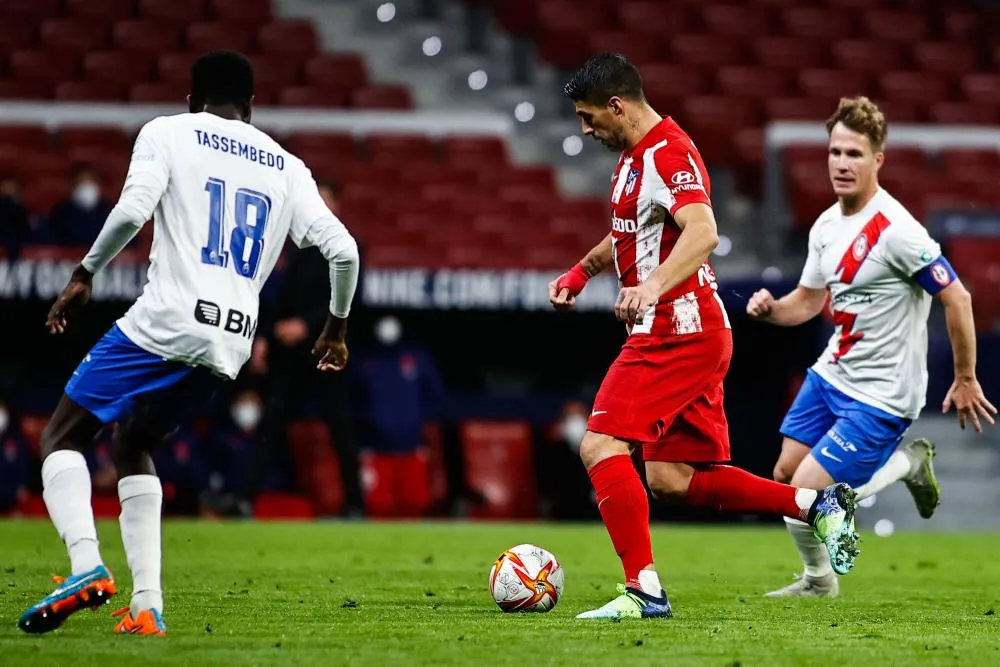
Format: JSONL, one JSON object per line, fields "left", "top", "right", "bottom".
{"left": 549, "top": 54, "right": 860, "bottom": 620}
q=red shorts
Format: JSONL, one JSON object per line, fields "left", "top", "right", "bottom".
{"left": 587, "top": 329, "right": 732, "bottom": 463}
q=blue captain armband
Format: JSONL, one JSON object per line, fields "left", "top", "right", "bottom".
{"left": 913, "top": 256, "right": 957, "bottom": 295}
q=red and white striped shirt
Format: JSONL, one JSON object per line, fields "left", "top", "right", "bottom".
{"left": 608, "top": 117, "right": 730, "bottom": 337}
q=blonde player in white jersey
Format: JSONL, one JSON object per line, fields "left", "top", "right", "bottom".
{"left": 18, "top": 51, "right": 360, "bottom": 634}
{"left": 747, "top": 96, "right": 996, "bottom": 597}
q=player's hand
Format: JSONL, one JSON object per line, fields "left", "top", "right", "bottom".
{"left": 746, "top": 289, "right": 775, "bottom": 319}
{"left": 312, "top": 314, "right": 349, "bottom": 372}
{"left": 46, "top": 266, "right": 93, "bottom": 334}
{"left": 549, "top": 264, "right": 590, "bottom": 311}
{"left": 615, "top": 283, "right": 659, "bottom": 326}
{"left": 943, "top": 377, "right": 997, "bottom": 433}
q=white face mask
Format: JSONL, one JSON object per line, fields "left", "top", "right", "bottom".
{"left": 560, "top": 414, "right": 587, "bottom": 451}
{"left": 374, "top": 316, "right": 402, "bottom": 346}
{"left": 232, "top": 402, "right": 261, "bottom": 432}
{"left": 72, "top": 181, "right": 100, "bottom": 210}
{"left": 0, "top": 410, "right": 8, "bottom": 435}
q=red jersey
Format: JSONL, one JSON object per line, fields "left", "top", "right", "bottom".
{"left": 608, "top": 117, "right": 730, "bottom": 337}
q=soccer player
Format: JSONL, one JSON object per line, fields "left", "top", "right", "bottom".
{"left": 18, "top": 51, "right": 360, "bottom": 635}
{"left": 549, "top": 53, "right": 859, "bottom": 620}
{"left": 747, "top": 96, "right": 996, "bottom": 597}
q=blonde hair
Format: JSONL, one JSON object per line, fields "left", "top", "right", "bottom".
{"left": 825, "top": 96, "right": 887, "bottom": 153}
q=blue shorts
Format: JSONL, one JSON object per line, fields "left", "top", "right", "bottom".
{"left": 780, "top": 369, "right": 912, "bottom": 488}
{"left": 65, "top": 324, "right": 223, "bottom": 427}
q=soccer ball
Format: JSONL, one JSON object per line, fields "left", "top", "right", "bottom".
{"left": 489, "top": 544, "right": 564, "bottom": 613}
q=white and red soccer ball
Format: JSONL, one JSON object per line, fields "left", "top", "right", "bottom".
{"left": 489, "top": 544, "right": 564, "bottom": 613}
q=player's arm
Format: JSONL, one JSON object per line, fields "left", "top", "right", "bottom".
{"left": 47, "top": 120, "right": 169, "bottom": 334}
{"left": 746, "top": 285, "right": 828, "bottom": 326}
{"left": 887, "top": 221, "right": 995, "bottom": 431}
{"left": 548, "top": 233, "right": 613, "bottom": 310}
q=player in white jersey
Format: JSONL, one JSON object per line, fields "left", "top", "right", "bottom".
{"left": 18, "top": 52, "right": 360, "bottom": 634}
{"left": 747, "top": 96, "right": 995, "bottom": 597}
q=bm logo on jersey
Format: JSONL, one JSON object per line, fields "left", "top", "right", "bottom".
{"left": 194, "top": 299, "right": 257, "bottom": 339}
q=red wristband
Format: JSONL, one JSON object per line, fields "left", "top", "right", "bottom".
{"left": 555, "top": 263, "right": 590, "bottom": 297}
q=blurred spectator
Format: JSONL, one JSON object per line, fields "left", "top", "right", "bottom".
{"left": 201, "top": 389, "right": 265, "bottom": 507}
{"left": 0, "top": 399, "right": 30, "bottom": 513}
{"left": 229, "top": 182, "right": 364, "bottom": 518}
{"left": 46, "top": 164, "right": 112, "bottom": 246}
{"left": 86, "top": 430, "right": 118, "bottom": 494}
{"left": 153, "top": 428, "right": 206, "bottom": 516}
{"left": 538, "top": 400, "right": 596, "bottom": 520}
{"left": 0, "top": 175, "right": 31, "bottom": 258}
{"left": 353, "top": 316, "right": 444, "bottom": 519}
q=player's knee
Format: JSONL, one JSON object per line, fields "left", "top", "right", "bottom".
{"left": 646, "top": 466, "right": 692, "bottom": 503}
{"left": 579, "top": 432, "right": 628, "bottom": 470}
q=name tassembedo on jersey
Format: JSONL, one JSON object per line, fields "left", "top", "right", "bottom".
{"left": 194, "top": 130, "right": 285, "bottom": 171}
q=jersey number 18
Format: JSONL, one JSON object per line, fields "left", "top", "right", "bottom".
{"left": 200, "top": 177, "right": 272, "bottom": 279}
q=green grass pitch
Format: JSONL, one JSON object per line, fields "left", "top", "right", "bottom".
{"left": 0, "top": 520, "right": 997, "bottom": 666}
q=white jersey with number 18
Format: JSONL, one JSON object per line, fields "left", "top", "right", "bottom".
{"left": 112, "top": 112, "right": 353, "bottom": 380}
{"left": 800, "top": 187, "right": 948, "bottom": 419}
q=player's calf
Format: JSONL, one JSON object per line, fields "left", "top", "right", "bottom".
{"left": 644, "top": 461, "right": 694, "bottom": 503}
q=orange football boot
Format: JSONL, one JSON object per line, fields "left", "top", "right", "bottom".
{"left": 113, "top": 607, "right": 167, "bottom": 635}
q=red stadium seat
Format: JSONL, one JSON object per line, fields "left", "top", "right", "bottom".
{"left": 210, "top": 0, "right": 272, "bottom": 25}
{"left": 537, "top": 0, "right": 611, "bottom": 32}
{"left": 8, "top": 50, "right": 80, "bottom": 84}
{"left": 285, "top": 132, "right": 356, "bottom": 161}
{"left": 862, "top": 10, "right": 929, "bottom": 43}
{"left": 939, "top": 148, "right": 1000, "bottom": 176}
{"left": 286, "top": 420, "right": 343, "bottom": 517}
{"left": 618, "top": 1, "right": 693, "bottom": 35}
{"left": 277, "top": 86, "right": 349, "bottom": 108}
{"left": 701, "top": 4, "right": 775, "bottom": 37}
{"left": 440, "top": 136, "right": 507, "bottom": 166}
{"left": 257, "top": 20, "right": 318, "bottom": 58}
{"left": 961, "top": 74, "right": 1000, "bottom": 106}
{"left": 876, "top": 99, "right": 925, "bottom": 124}
{"left": 830, "top": 40, "right": 907, "bottom": 73}
{"left": 84, "top": 51, "right": 154, "bottom": 87}
{"left": 0, "top": 0, "right": 61, "bottom": 21}
{"left": 351, "top": 85, "right": 413, "bottom": 110}
{"left": 157, "top": 52, "right": 197, "bottom": 83}
{"left": 640, "top": 63, "right": 708, "bottom": 101}
{"left": 250, "top": 55, "right": 303, "bottom": 90}
{"left": 40, "top": 19, "right": 111, "bottom": 53}
{"left": 535, "top": 28, "right": 594, "bottom": 69}
{"left": 0, "top": 21, "right": 40, "bottom": 55}
{"left": 928, "top": 102, "right": 999, "bottom": 125}
{"left": 66, "top": 0, "right": 135, "bottom": 20}
{"left": 586, "top": 31, "right": 662, "bottom": 66}
{"left": 880, "top": 71, "right": 950, "bottom": 104}
{"left": 54, "top": 81, "right": 128, "bottom": 102}
{"left": 138, "top": 0, "right": 207, "bottom": 22}
{"left": 751, "top": 37, "right": 827, "bottom": 70}
{"left": 252, "top": 493, "right": 315, "bottom": 520}
{"left": 912, "top": 42, "right": 978, "bottom": 75}
{"left": 0, "top": 80, "right": 50, "bottom": 99}
{"left": 114, "top": 20, "right": 183, "bottom": 54}
{"left": 186, "top": 22, "right": 257, "bottom": 54}
{"left": 59, "top": 127, "right": 131, "bottom": 154}
{"left": 129, "top": 81, "right": 189, "bottom": 104}
{"left": 732, "top": 127, "right": 764, "bottom": 167}
{"left": 942, "top": 11, "right": 980, "bottom": 41}
{"left": 947, "top": 236, "right": 1000, "bottom": 332}
{"left": 0, "top": 125, "right": 51, "bottom": 149}
{"left": 304, "top": 54, "right": 368, "bottom": 92}
{"left": 682, "top": 96, "right": 761, "bottom": 165}
{"left": 717, "top": 66, "right": 792, "bottom": 99}
{"left": 366, "top": 134, "right": 436, "bottom": 164}
{"left": 781, "top": 8, "right": 855, "bottom": 40}
{"left": 671, "top": 33, "right": 747, "bottom": 67}
{"left": 460, "top": 421, "right": 536, "bottom": 520}
{"left": 488, "top": 0, "right": 538, "bottom": 37}
{"left": 22, "top": 176, "right": 68, "bottom": 215}
{"left": 765, "top": 97, "right": 835, "bottom": 121}
{"left": 798, "top": 69, "right": 874, "bottom": 101}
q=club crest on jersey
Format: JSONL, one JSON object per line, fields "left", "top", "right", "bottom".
{"left": 852, "top": 234, "right": 868, "bottom": 260}
{"left": 624, "top": 168, "right": 640, "bottom": 196}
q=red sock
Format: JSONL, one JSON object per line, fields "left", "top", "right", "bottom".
{"left": 588, "top": 455, "right": 653, "bottom": 587}
{"left": 686, "top": 464, "right": 805, "bottom": 520}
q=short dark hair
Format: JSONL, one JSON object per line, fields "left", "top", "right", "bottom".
{"left": 190, "top": 50, "right": 254, "bottom": 111}
{"left": 563, "top": 53, "right": 644, "bottom": 105}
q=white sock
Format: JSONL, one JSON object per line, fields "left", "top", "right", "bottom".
{"left": 854, "top": 450, "right": 911, "bottom": 500}
{"left": 784, "top": 517, "right": 833, "bottom": 578}
{"left": 42, "top": 450, "right": 103, "bottom": 575}
{"left": 637, "top": 569, "right": 664, "bottom": 597}
{"left": 118, "top": 475, "right": 164, "bottom": 615}
{"left": 793, "top": 488, "right": 818, "bottom": 512}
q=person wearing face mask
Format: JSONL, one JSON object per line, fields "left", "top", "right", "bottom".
{"left": 230, "top": 182, "right": 364, "bottom": 518}
{"left": 47, "top": 165, "right": 113, "bottom": 247}
{"left": 0, "top": 399, "right": 31, "bottom": 514}
{"left": 538, "top": 400, "right": 598, "bottom": 520}
{"left": 352, "top": 315, "right": 444, "bottom": 519}
{"left": 201, "top": 390, "right": 268, "bottom": 514}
